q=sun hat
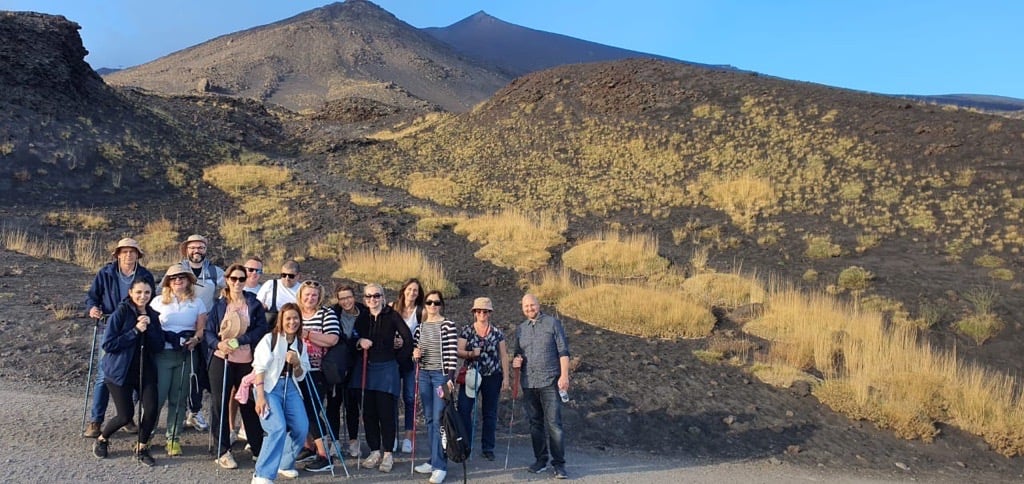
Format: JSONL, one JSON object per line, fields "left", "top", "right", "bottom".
{"left": 179, "top": 234, "right": 208, "bottom": 257}
{"left": 111, "top": 237, "right": 144, "bottom": 259}
{"left": 219, "top": 310, "right": 245, "bottom": 340}
{"left": 464, "top": 367, "right": 481, "bottom": 398}
{"left": 162, "top": 264, "right": 197, "bottom": 286}
{"left": 471, "top": 297, "right": 494, "bottom": 312}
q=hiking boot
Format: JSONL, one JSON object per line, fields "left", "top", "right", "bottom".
{"left": 217, "top": 451, "right": 238, "bottom": 469}
{"left": 136, "top": 444, "right": 156, "bottom": 467}
{"left": 361, "top": 450, "right": 381, "bottom": 468}
{"left": 528, "top": 460, "right": 549, "bottom": 473}
{"left": 347, "top": 440, "right": 361, "bottom": 458}
{"left": 378, "top": 453, "right": 394, "bottom": 472}
{"left": 123, "top": 420, "right": 139, "bottom": 434}
{"left": 305, "top": 456, "right": 333, "bottom": 473}
{"left": 186, "top": 410, "right": 209, "bottom": 431}
{"left": 553, "top": 465, "right": 568, "bottom": 479}
{"left": 414, "top": 463, "right": 434, "bottom": 474}
{"left": 83, "top": 421, "right": 101, "bottom": 438}
{"left": 295, "top": 447, "right": 317, "bottom": 463}
{"left": 429, "top": 469, "right": 448, "bottom": 484}
{"left": 277, "top": 468, "right": 299, "bottom": 479}
{"left": 483, "top": 451, "right": 495, "bottom": 461}
{"left": 93, "top": 438, "right": 109, "bottom": 459}
{"left": 165, "top": 440, "right": 182, "bottom": 456}
{"left": 401, "top": 438, "right": 413, "bottom": 453}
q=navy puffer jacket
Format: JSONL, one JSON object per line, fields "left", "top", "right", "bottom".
{"left": 100, "top": 299, "right": 164, "bottom": 386}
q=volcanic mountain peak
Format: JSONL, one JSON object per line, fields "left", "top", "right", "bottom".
{"left": 102, "top": 0, "right": 511, "bottom": 112}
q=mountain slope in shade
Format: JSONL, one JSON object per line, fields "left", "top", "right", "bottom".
{"left": 424, "top": 11, "right": 728, "bottom": 77}
{"left": 103, "top": 0, "right": 511, "bottom": 112}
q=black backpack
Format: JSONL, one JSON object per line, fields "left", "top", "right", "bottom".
{"left": 320, "top": 336, "right": 353, "bottom": 385}
{"left": 440, "top": 382, "right": 471, "bottom": 464}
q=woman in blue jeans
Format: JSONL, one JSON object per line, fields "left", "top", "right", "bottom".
{"left": 456, "top": 297, "right": 510, "bottom": 460}
{"left": 252, "top": 303, "right": 310, "bottom": 483}
{"left": 412, "top": 290, "right": 459, "bottom": 484}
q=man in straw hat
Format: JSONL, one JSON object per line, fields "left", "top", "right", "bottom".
{"left": 177, "top": 234, "right": 225, "bottom": 432}
{"left": 82, "top": 238, "right": 156, "bottom": 437}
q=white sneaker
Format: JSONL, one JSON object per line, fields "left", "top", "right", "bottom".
{"left": 414, "top": 463, "right": 434, "bottom": 474}
{"left": 217, "top": 452, "right": 238, "bottom": 469}
{"left": 348, "top": 440, "right": 360, "bottom": 458}
{"left": 250, "top": 476, "right": 272, "bottom": 484}
{"left": 362, "top": 450, "right": 381, "bottom": 468}
{"left": 277, "top": 468, "right": 299, "bottom": 479}
{"left": 429, "top": 469, "right": 447, "bottom": 484}
{"left": 402, "top": 438, "right": 413, "bottom": 453}
{"left": 187, "top": 410, "right": 210, "bottom": 431}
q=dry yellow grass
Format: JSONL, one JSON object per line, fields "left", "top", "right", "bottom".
{"left": 748, "top": 363, "right": 820, "bottom": 388}
{"left": 136, "top": 218, "right": 179, "bottom": 268}
{"left": 203, "top": 163, "right": 308, "bottom": 255}
{"left": 704, "top": 174, "right": 779, "bottom": 232}
{"left": 680, "top": 272, "right": 766, "bottom": 308}
{"left": 335, "top": 246, "right": 458, "bottom": 297}
{"left": 558, "top": 283, "right": 714, "bottom": 339}
{"left": 44, "top": 210, "right": 110, "bottom": 231}
{"left": 349, "top": 192, "right": 382, "bottom": 207}
{"left": 307, "top": 231, "right": 351, "bottom": 260}
{"left": 453, "top": 209, "right": 567, "bottom": 272}
{"left": 367, "top": 112, "right": 448, "bottom": 141}
{"left": 526, "top": 267, "right": 578, "bottom": 306}
{"left": 202, "top": 164, "right": 290, "bottom": 194}
{"left": 561, "top": 231, "right": 669, "bottom": 279}
{"left": 407, "top": 174, "right": 464, "bottom": 206}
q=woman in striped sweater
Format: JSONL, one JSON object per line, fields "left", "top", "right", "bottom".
{"left": 411, "top": 290, "right": 459, "bottom": 484}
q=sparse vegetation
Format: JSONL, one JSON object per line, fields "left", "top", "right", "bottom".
{"left": 561, "top": 231, "right": 669, "bottom": 279}
{"left": 559, "top": 283, "right": 715, "bottom": 339}
{"left": 453, "top": 209, "right": 567, "bottom": 272}
{"left": 335, "top": 246, "right": 458, "bottom": 297}
{"left": 804, "top": 235, "right": 842, "bottom": 259}
{"left": 349, "top": 192, "right": 382, "bottom": 207}
{"left": 44, "top": 210, "right": 110, "bottom": 231}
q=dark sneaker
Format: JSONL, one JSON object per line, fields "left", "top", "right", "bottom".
{"left": 123, "top": 420, "right": 139, "bottom": 434}
{"left": 483, "top": 451, "right": 495, "bottom": 461}
{"left": 93, "top": 438, "right": 109, "bottom": 459}
{"left": 553, "top": 465, "right": 568, "bottom": 479}
{"left": 527, "top": 461, "right": 548, "bottom": 473}
{"left": 305, "top": 456, "right": 333, "bottom": 473}
{"left": 296, "top": 447, "right": 317, "bottom": 463}
{"left": 136, "top": 446, "right": 156, "bottom": 467}
{"left": 83, "top": 421, "right": 101, "bottom": 438}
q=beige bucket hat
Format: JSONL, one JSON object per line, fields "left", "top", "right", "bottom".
{"left": 471, "top": 297, "right": 494, "bottom": 312}
{"left": 162, "top": 264, "right": 198, "bottom": 287}
{"left": 111, "top": 238, "right": 145, "bottom": 259}
{"left": 179, "top": 234, "right": 209, "bottom": 257}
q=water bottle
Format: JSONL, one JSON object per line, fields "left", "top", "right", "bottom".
{"left": 559, "top": 389, "right": 569, "bottom": 403}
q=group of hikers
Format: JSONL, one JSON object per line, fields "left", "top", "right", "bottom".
{"left": 82, "top": 234, "right": 572, "bottom": 482}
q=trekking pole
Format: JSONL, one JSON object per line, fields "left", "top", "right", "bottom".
{"left": 80, "top": 315, "right": 102, "bottom": 436}
{"left": 504, "top": 367, "right": 519, "bottom": 470}
{"left": 306, "top": 375, "right": 350, "bottom": 477}
{"left": 410, "top": 362, "right": 419, "bottom": 475}
{"left": 136, "top": 323, "right": 145, "bottom": 463}
{"left": 216, "top": 355, "right": 229, "bottom": 469}
{"left": 169, "top": 350, "right": 189, "bottom": 452}
{"left": 358, "top": 349, "right": 368, "bottom": 469}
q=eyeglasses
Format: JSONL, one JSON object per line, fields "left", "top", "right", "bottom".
{"left": 301, "top": 280, "right": 321, "bottom": 287}
{"left": 281, "top": 273, "right": 296, "bottom": 279}
{"left": 473, "top": 309, "right": 492, "bottom": 314}
{"left": 168, "top": 274, "right": 190, "bottom": 282}
{"left": 245, "top": 267, "right": 262, "bottom": 274}
{"left": 186, "top": 245, "right": 206, "bottom": 252}
{"left": 227, "top": 276, "right": 247, "bottom": 283}
{"left": 364, "top": 293, "right": 382, "bottom": 299}
{"left": 338, "top": 294, "right": 355, "bottom": 300}
{"left": 424, "top": 300, "right": 443, "bottom": 306}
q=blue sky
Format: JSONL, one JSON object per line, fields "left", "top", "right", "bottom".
{"left": 3, "top": 0, "right": 1022, "bottom": 99}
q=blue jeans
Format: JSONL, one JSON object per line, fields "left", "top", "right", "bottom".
{"left": 458, "top": 371, "right": 502, "bottom": 453}
{"left": 398, "top": 366, "right": 416, "bottom": 433}
{"left": 523, "top": 383, "right": 565, "bottom": 467}
{"left": 90, "top": 348, "right": 109, "bottom": 423}
{"left": 255, "top": 377, "right": 308, "bottom": 479}
{"left": 418, "top": 369, "right": 448, "bottom": 471}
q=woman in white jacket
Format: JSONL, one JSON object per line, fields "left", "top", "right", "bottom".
{"left": 251, "top": 302, "right": 311, "bottom": 483}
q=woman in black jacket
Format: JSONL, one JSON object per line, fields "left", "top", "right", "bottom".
{"left": 92, "top": 279, "right": 163, "bottom": 466}
{"left": 203, "top": 263, "right": 268, "bottom": 469}
{"left": 349, "top": 283, "right": 412, "bottom": 473}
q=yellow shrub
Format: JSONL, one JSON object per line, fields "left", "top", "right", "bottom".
{"left": 335, "top": 246, "right": 458, "bottom": 297}
{"left": 454, "top": 209, "right": 566, "bottom": 272}
{"left": 561, "top": 231, "right": 669, "bottom": 279}
{"left": 559, "top": 283, "right": 714, "bottom": 339}
{"left": 705, "top": 175, "right": 778, "bottom": 232}
{"left": 680, "top": 272, "right": 766, "bottom": 308}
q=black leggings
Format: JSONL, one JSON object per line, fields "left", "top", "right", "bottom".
{"left": 325, "top": 383, "right": 350, "bottom": 441}
{"left": 362, "top": 390, "right": 396, "bottom": 452}
{"left": 208, "top": 357, "right": 264, "bottom": 456}
{"left": 102, "top": 379, "right": 158, "bottom": 443}
{"left": 343, "top": 387, "right": 362, "bottom": 441}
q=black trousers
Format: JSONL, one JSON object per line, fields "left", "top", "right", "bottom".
{"left": 208, "top": 356, "right": 264, "bottom": 457}
{"left": 102, "top": 377, "right": 158, "bottom": 442}
{"left": 362, "top": 390, "right": 396, "bottom": 452}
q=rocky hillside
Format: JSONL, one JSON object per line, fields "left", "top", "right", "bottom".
{"left": 102, "top": 0, "right": 511, "bottom": 113}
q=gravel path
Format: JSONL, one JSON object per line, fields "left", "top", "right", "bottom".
{"left": 2, "top": 379, "right": 931, "bottom": 484}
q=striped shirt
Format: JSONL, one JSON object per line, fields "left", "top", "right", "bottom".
{"left": 301, "top": 306, "right": 341, "bottom": 369}
{"left": 414, "top": 319, "right": 458, "bottom": 374}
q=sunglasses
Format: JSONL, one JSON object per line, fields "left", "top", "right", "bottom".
{"left": 245, "top": 267, "right": 262, "bottom": 274}
{"left": 364, "top": 293, "right": 382, "bottom": 299}
{"left": 168, "top": 274, "right": 190, "bottom": 282}
{"left": 227, "top": 276, "right": 247, "bottom": 283}
{"left": 424, "top": 300, "right": 443, "bottom": 306}
{"left": 302, "top": 280, "right": 321, "bottom": 287}
{"left": 281, "top": 273, "right": 296, "bottom": 279}
{"left": 473, "top": 309, "right": 492, "bottom": 314}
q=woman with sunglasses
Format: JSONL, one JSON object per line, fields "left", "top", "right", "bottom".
{"left": 350, "top": 283, "right": 412, "bottom": 473}
{"left": 390, "top": 278, "right": 423, "bottom": 453}
{"left": 251, "top": 302, "right": 310, "bottom": 483}
{"left": 92, "top": 279, "right": 164, "bottom": 465}
{"left": 456, "top": 297, "right": 510, "bottom": 461}
{"left": 411, "top": 291, "right": 459, "bottom": 484}
{"left": 293, "top": 280, "right": 342, "bottom": 473}
{"left": 204, "top": 263, "right": 268, "bottom": 469}
{"left": 149, "top": 265, "right": 208, "bottom": 457}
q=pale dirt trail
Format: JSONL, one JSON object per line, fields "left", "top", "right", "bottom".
{"left": 0, "top": 379, "right": 948, "bottom": 483}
